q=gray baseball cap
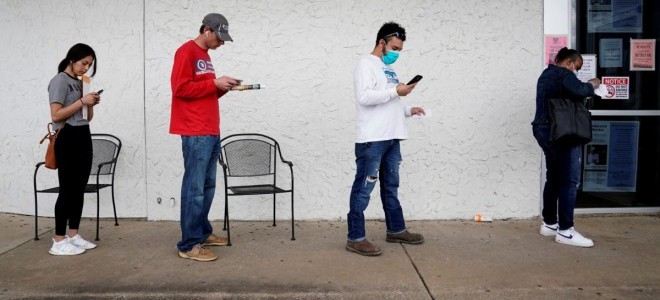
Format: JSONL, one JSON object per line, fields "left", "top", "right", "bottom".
{"left": 202, "top": 13, "right": 233, "bottom": 42}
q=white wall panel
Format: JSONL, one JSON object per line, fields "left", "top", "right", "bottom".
{"left": 0, "top": 0, "right": 146, "bottom": 218}
{"left": 544, "top": 0, "right": 570, "bottom": 35}
{"left": 2, "top": 0, "right": 542, "bottom": 221}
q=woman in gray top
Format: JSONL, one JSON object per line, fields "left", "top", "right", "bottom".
{"left": 47, "top": 43, "right": 101, "bottom": 256}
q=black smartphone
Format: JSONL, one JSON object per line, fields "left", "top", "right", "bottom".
{"left": 96, "top": 89, "right": 104, "bottom": 95}
{"left": 407, "top": 75, "right": 423, "bottom": 85}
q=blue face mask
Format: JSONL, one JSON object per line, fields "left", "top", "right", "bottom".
{"left": 382, "top": 49, "right": 399, "bottom": 65}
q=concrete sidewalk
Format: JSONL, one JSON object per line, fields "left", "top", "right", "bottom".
{"left": 0, "top": 213, "right": 658, "bottom": 299}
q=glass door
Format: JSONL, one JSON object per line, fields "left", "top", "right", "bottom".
{"left": 574, "top": 0, "right": 660, "bottom": 210}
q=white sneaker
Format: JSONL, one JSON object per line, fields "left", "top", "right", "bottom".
{"left": 49, "top": 238, "right": 85, "bottom": 256}
{"left": 555, "top": 227, "right": 594, "bottom": 247}
{"left": 66, "top": 234, "right": 97, "bottom": 250}
{"left": 540, "top": 222, "right": 558, "bottom": 236}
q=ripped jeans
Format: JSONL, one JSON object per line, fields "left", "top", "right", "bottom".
{"left": 347, "top": 140, "right": 406, "bottom": 242}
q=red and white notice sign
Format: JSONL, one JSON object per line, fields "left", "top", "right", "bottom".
{"left": 602, "top": 77, "right": 629, "bottom": 99}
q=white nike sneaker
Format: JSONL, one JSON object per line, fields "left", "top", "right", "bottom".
{"left": 49, "top": 238, "right": 85, "bottom": 256}
{"left": 66, "top": 234, "right": 97, "bottom": 250}
{"left": 540, "top": 222, "right": 558, "bottom": 236}
{"left": 555, "top": 227, "right": 594, "bottom": 247}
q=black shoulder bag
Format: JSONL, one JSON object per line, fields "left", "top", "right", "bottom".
{"left": 547, "top": 75, "right": 593, "bottom": 145}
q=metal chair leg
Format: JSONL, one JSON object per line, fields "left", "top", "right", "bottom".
{"left": 33, "top": 166, "right": 40, "bottom": 241}
{"left": 291, "top": 192, "right": 295, "bottom": 241}
{"left": 111, "top": 185, "right": 118, "bottom": 226}
{"left": 225, "top": 194, "right": 231, "bottom": 246}
{"left": 34, "top": 191, "right": 39, "bottom": 241}
{"left": 223, "top": 195, "right": 228, "bottom": 231}
{"left": 95, "top": 189, "right": 100, "bottom": 241}
{"left": 272, "top": 193, "right": 277, "bottom": 227}
{"left": 226, "top": 206, "right": 231, "bottom": 247}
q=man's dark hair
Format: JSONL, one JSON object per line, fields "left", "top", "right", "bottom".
{"left": 375, "top": 22, "right": 406, "bottom": 46}
{"left": 199, "top": 25, "right": 207, "bottom": 34}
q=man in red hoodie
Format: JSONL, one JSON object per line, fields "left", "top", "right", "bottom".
{"left": 170, "top": 13, "right": 240, "bottom": 262}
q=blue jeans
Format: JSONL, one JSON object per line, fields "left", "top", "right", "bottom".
{"left": 533, "top": 125, "right": 582, "bottom": 230}
{"left": 177, "top": 135, "right": 220, "bottom": 252}
{"left": 347, "top": 140, "right": 406, "bottom": 242}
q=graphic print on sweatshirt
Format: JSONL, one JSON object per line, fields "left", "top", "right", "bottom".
{"left": 382, "top": 66, "right": 399, "bottom": 84}
{"left": 195, "top": 59, "right": 215, "bottom": 76}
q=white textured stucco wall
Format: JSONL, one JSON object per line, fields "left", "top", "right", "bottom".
{"left": 1, "top": 0, "right": 542, "bottom": 221}
{"left": 0, "top": 0, "right": 146, "bottom": 219}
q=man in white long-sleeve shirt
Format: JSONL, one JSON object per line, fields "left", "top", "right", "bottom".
{"left": 346, "top": 22, "right": 426, "bottom": 256}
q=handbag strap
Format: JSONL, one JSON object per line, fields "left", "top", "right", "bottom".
{"left": 39, "top": 123, "right": 60, "bottom": 145}
{"left": 557, "top": 71, "right": 589, "bottom": 106}
{"left": 40, "top": 87, "right": 77, "bottom": 144}
{"left": 557, "top": 71, "right": 567, "bottom": 98}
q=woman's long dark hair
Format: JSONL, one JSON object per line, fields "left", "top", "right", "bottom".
{"left": 57, "top": 43, "right": 97, "bottom": 76}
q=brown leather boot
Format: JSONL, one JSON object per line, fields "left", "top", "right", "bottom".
{"left": 386, "top": 231, "right": 425, "bottom": 244}
{"left": 346, "top": 240, "right": 382, "bottom": 256}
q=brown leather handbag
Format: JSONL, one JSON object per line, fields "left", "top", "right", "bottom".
{"left": 39, "top": 123, "right": 60, "bottom": 169}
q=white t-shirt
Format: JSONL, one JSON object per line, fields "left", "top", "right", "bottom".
{"left": 353, "top": 54, "right": 411, "bottom": 143}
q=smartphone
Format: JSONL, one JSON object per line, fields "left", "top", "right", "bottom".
{"left": 407, "top": 75, "right": 423, "bottom": 85}
{"left": 96, "top": 89, "right": 104, "bottom": 95}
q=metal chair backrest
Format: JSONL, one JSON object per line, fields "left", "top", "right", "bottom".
{"left": 222, "top": 138, "right": 274, "bottom": 177}
{"left": 90, "top": 134, "right": 121, "bottom": 176}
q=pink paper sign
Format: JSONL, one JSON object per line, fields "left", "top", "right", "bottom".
{"left": 630, "top": 39, "right": 655, "bottom": 71}
{"left": 545, "top": 35, "right": 568, "bottom": 66}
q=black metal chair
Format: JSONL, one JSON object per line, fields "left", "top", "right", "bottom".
{"left": 219, "top": 133, "right": 295, "bottom": 246}
{"left": 33, "top": 133, "right": 122, "bottom": 241}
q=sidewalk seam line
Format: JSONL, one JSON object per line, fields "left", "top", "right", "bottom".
{"left": 401, "top": 243, "right": 435, "bottom": 300}
{"left": 1, "top": 228, "right": 54, "bottom": 256}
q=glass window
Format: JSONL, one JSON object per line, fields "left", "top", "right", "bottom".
{"left": 575, "top": 0, "right": 659, "bottom": 208}
{"left": 577, "top": 116, "right": 660, "bottom": 208}
{"left": 576, "top": 0, "right": 659, "bottom": 110}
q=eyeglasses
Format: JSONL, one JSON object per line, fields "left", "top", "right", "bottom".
{"left": 383, "top": 32, "right": 405, "bottom": 40}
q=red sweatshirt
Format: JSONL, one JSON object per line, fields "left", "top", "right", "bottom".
{"left": 169, "top": 40, "right": 226, "bottom": 136}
